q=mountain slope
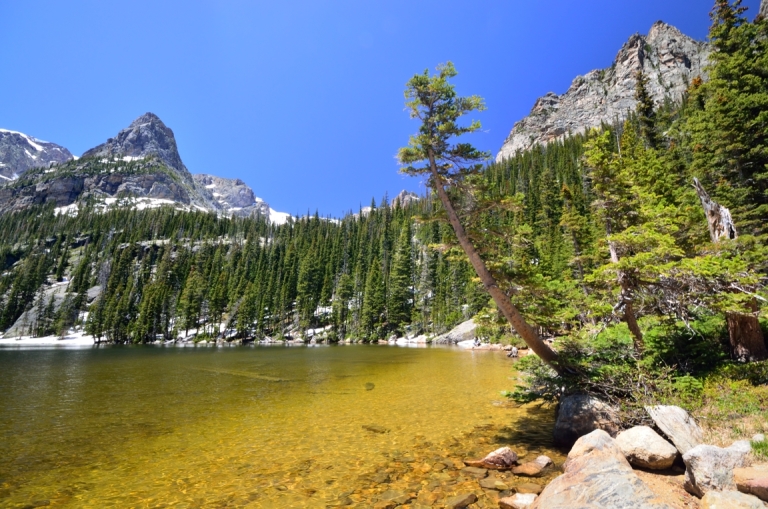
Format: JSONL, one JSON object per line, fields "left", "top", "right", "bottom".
{"left": 0, "top": 129, "right": 73, "bottom": 180}
{"left": 496, "top": 21, "right": 709, "bottom": 161}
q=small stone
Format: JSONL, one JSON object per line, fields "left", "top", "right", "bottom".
{"left": 516, "top": 482, "right": 543, "bottom": 495}
{"left": 465, "top": 446, "right": 518, "bottom": 470}
{"left": 372, "top": 472, "right": 390, "bottom": 484}
{"left": 460, "top": 466, "right": 488, "bottom": 478}
{"left": 373, "top": 501, "right": 396, "bottom": 509}
{"left": 444, "top": 492, "right": 478, "bottom": 509}
{"left": 363, "top": 424, "right": 389, "bottom": 434}
{"left": 499, "top": 493, "right": 538, "bottom": 509}
{"left": 511, "top": 455, "right": 553, "bottom": 477}
{"left": 753, "top": 434, "right": 766, "bottom": 443}
{"left": 701, "top": 490, "right": 765, "bottom": 509}
{"left": 420, "top": 463, "right": 432, "bottom": 473}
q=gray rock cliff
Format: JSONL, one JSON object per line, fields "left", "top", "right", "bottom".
{"left": 0, "top": 129, "right": 73, "bottom": 180}
{"left": 193, "top": 174, "right": 271, "bottom": 218}
{"left": 496, "top": 22, "right": 709, "bottom": 161}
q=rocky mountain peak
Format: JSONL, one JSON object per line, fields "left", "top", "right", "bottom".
{"left": 392, "top": 190, "right": 420, "bottom": 208}
{"left": 760, "top": 0, "right": 768, "bottom": 20}
{"left": 0, "top": 129, "right": 73, "bottom": 180}
{"left": 82, "top": 112, "right": 190, "bottom": 179}
{"left": 496, "top": 21, "right": 709, "bottom": 161}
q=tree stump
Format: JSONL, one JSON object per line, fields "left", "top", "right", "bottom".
{"left": 727, "top": 312, "right": 767, "bottom": 362}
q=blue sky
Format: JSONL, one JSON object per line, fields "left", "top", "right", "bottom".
{"left": 1, "top": 1, "right": 761, "bottom": 217}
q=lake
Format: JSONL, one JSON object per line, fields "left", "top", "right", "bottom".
{"left": 0, "top": 345, "right": 563, "bottom": 508}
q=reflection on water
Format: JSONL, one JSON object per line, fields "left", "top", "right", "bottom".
{"left": 0, "top": 345, "right": 563, "bottom": 508}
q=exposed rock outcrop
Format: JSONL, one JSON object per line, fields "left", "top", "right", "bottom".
{"left": 760, "top": 0, "right": 768, "bottom": 20}
{"left": 734, "top": 464, "right": 768, "bottom": 502}
{"left": 0, "top": 129, "right": 73, "bottom": 180}
{"left": 193, "top": 174, "right": 271, "bottom": 218}
{"left": 553, "top": 394, "right": 620, "bottom": 447}
{"left": 496, "top": 21, "right": 709, "bottom": 161}
{"left": 391, "top": 190, "right": 419, "bottom": 208}
{"left": 532, "top": 429, "right": 673, "bottom": 509}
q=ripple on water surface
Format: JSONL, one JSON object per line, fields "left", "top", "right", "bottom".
{"left": 0, "top": 345, "right": 564, "bottom": 508}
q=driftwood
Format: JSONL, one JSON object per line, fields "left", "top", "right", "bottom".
{"left": 693, "top": 177, "right": 737, "bottom": 242}
{"left": 693, "top": 178, "right": 765, "bottom": 361}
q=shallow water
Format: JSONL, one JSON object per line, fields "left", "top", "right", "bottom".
{"left": 0, "top": 345, "right": 564, "bottom": 508}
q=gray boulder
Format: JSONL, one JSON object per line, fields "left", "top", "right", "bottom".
{"left": 700, "top": 490, "right": 766, "bottom": 509}
{"left": 615, "top": 426, "right": 678, "bottom": 470}
{"left": 531, "top": 429, "right": 673, "bottom": 509}
{"left": 432, "top": 319, "right": 477, "bottom": 345}
{"left": 683, "top": 441, "right": 752, "bottom": 497}
{"left": 645, "top": 405, "right": 704, "bottom": 455}
{"left": 553, "top": 394, "right": 620, "bottom": 447}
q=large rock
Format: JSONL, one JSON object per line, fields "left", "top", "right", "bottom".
{"left": 734, "top": 464, "right": 768, "bottom": 502}
{"left": 553, "top": 394, "right": 620, "bottom": 447}
{"left": 615, "top": 426, "right": 678, "bottom": 470}
{"left": 192, "top": 173, "right": 272, "bottom": 219}
{"left": 700, "top": 490, "right": 766, "bottom": 509}
{"left": 433, "top": 319, "right": 477, "bottom": 345}
{"left": 683, "top": 441, "right": 752, "bottom": 497}
{"left": 531, "top": 430, "right": 673, "bottom": 509}
{"left": 645, "top": 405, "right": 704, "bottom": 455}
{"left": 496, "top": 21, "right": 709, "bottom": 161}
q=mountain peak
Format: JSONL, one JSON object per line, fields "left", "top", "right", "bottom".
{"left": 0, "top": 128, "right": 73, "bottom": 180}
{"left": 496, "top": 21, "right": 709, "bottom": 161}
{"left": 82, "top": 112, "right": 188, "bottom": 178}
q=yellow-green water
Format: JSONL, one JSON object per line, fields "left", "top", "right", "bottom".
{"left": 0, "top": 345, "right": 564, "bottom": 508}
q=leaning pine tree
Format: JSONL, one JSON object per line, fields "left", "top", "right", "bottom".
{"left": 397, "top": 62, "right": 559, "bottom": 367}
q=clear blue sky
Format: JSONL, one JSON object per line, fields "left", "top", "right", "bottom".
{"left": 1, "top": 0, "right": 761, "bottom": 217}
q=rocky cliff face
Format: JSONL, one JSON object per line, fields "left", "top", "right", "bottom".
{"left": 0, "top": 129, "right": 73, "bottom": 180}
{"left": 760, "top": 0, "right": 768, "bottom": 20}
{"left": 496, "top": 21, "right": 709, "bottom": 162}
{"left": 193, "top": 174, "right": 271, "bottom": 218}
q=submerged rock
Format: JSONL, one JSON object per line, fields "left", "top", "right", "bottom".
{"left": 500, "top": 493, "right": 538, "bottom": 509}
{"left": 362, "top": 424, "right": 389, "bottom": 434}
{"left": 512, "top": 455, "right": 553, "bottom": 477}
{"left": 464, "top": 446, "right": 518, "bottom": 470}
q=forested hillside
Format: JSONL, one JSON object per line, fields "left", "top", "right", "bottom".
{"left": 0, "top": 1, "right": 765, "bottom": 363}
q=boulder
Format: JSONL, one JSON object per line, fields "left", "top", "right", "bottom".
{"left": 615, "top": 426, "right": 678, "bottom": 470}
{"left": 499, "top": 493, "right": 538, "bottom": 509}
{"left": 645, "top": 405, "right": 704, "bottom": 455}
{"left": 553, "top": 394, "right": 620, "bottom": 447}
{"left": 700, "top": 490, "right": 766, "bottom": 509}
{"left": 432, "top": 319, "right": 477, "bottom": 345}
{"left": 683, "top": 441, "right": 752, "bottom": 497}
{"left": 512, "top": 455, "right": 553, "bottom": 477}
{"left": 465, "top": 447, "right": 518, "bottom": 470}
{"left": 531, "top": 429, "right": 674, "bottom": 509}
{"left": 734, "top": 464, "right": 768, "bottom": 501}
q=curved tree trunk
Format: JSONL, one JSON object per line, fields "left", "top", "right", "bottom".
{"left": 427, "top": 152, "right": 559, "bottom": 368}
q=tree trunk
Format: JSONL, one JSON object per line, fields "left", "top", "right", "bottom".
{"left": 693, "top": 177, "right": 738, "bottom": 242}
{"left": 727, "top": 311, "right": 767, "bottom": 362}
{"left": 609, "top": 236, "right": 644, "bottom": 353}
{"left": 427, "top": 151, "right": 559, "bottom": 368}
{"left": 693, "top": 178, "right": 766, "bottom": 360}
